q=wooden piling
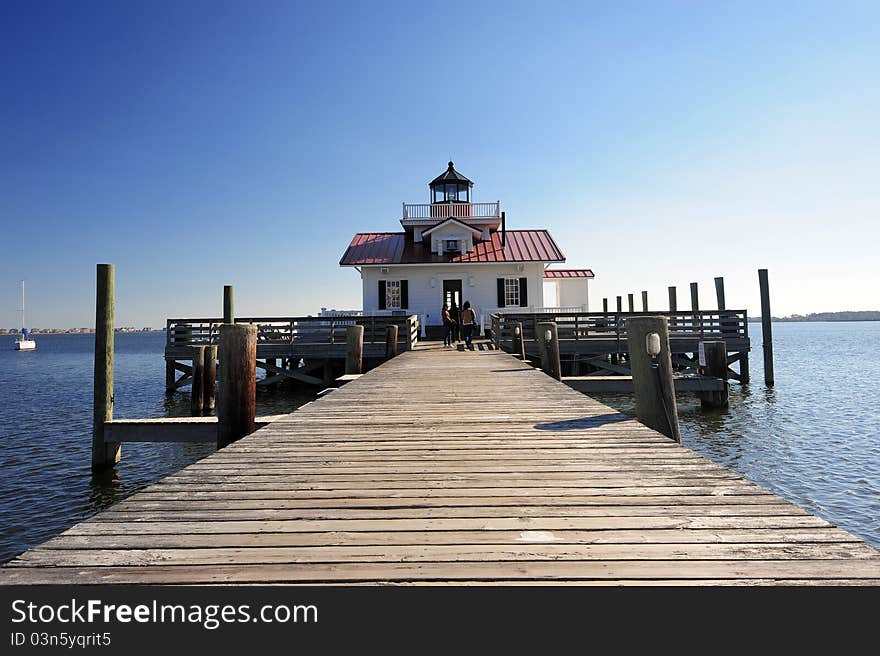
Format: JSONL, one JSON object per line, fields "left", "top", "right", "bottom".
{"left": 203, "top": 345, "right": 217, "bottom": 412}
{"left": 536, "top": 322, "right": 561, "bottom": 381}
{"left": 625, "top": 316, "right": 680, "bottom": 442}
{"left": 190, "top": 345, "right": 206, "bottom": 416}
{"left": 668, "top": 286, "right": 677, "bottom": 311}
{"left": 759, "top": 268, "right": 774, "bottom": 386}
{"left": 699, "top": 341, "right": 729, "bottom": 409}
{"left": 92, "top": 264, "right": 120, "bottom": 470}
{"left": 714, "top": 277, "right": 726, "bottom": 311}
{"left": 223, "top": 285, "right": 234, "bottom": 324}
{"left": 217, "top": 324, "right": 256, "bottom": 449}
{"left": 641, "top": 291, "right": 648, "bottom": 312}
{"left": 346, "top": 325, "right": 364, "bottom": 374}
{"left": 385, "top": 324, "right": 398, "bottom": 359}
{"left": 616, "top": 296, "right": 622, "bottom": 313}
{"left": 513, "top": 321, "right": 526, "bottom": 361}
{"left": 627, "top": 294, "right": 634, "bottom": 313}
{"left": 690, "top": 282, "right": 699, "bottom": 311}
{"left": 602, "top": 298, "right": 608, "bottom": 314}
{"left": 165, "top": 360, "right": 175, "bottom": 394}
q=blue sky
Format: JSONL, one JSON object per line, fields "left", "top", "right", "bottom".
{"left": 1, "top": 1, "right": 878, "bottom": 328}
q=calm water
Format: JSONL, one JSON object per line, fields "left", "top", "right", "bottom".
{"left": 0, "top": 332, "right": 314, "bottom": 563}
{"left": 0, "top": 324, "right": 878, "bottom": 562}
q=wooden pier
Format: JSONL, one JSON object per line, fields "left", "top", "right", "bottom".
{"left": 3, "top": 343, "right": 878, "bottom": 585}
{"left": 165, "top": 314, "right": 419, "bottom": 390}
{"left": 491, "top": 310, "right": 750, "bottom": 381}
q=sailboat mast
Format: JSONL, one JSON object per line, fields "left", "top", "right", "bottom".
{"left": 21, "top": 280, "right": 25, "bottom": 332}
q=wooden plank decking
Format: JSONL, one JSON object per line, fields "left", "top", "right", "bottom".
{"left": 3, "top": 344, "right": 879, "bottom": 585}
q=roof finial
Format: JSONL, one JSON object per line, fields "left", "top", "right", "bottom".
{"left": 448, "top": 160, "right": 454, "bottom": 169}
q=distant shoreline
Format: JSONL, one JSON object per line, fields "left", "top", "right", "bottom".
{"left": 1, "top": 328, "right": 159, "bottom": 335}
{"left": 747, "top": 311, "right": 880, "bottom": 323}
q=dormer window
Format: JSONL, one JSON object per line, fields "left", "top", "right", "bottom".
{"left": 446, "top": 239, "right": 459, "bottom": 252}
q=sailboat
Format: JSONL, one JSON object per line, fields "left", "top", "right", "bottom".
{"left": 14, "top": 280, "right": 36, "bottom": 351}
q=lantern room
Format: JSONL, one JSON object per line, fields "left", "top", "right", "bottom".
{"left": 429, "top": 161, "right": 473, "bottom": 204}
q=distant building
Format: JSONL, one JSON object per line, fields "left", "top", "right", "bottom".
{"left": 339, "top": 161, "right": 593, "bottom": 336}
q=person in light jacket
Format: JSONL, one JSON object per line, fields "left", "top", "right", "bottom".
{"left": 460, "top": 301, "right": 477, "bottom": 350}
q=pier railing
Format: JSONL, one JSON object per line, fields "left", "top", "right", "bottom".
{"left": 402, "top": 201, "right": 500, "bottom": 220}
{"left": 490, "top": 310, "right": 749, "bottom": 354}
{"left": 166, "top": 315, "right": 419, "bottom": 354}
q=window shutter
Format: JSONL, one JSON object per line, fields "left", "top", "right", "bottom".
{"left": 497, "top": 278, "right": 505, "bottom": 308}
{"left": 378, "top": 280, "right": 386, "bottom": 310}
{"left": 400, "top": 280, "right": 409, "bottom": 309}
{"left": 519, "top": 278, "right": 528, "bottom": 307}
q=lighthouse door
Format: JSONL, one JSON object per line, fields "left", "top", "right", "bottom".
{"left": 442, "top": 279, "right": 462, "bottom": 311}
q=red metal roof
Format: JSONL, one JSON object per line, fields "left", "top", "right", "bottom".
{"left": 340, "top": 230, "right": 565, "bottom": 266}
{"left": 543, "top": 268, "right": 594, "bottom": 279}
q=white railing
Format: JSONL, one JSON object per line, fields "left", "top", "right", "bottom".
{"left": 479, "top": 306, "right": 586, "bottom": 331}
{"left": 402, "top": 201, "right": 500, "bottom": 221}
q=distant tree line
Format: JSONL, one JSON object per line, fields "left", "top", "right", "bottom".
{"left": 748, "top": 311, "right": 880, "bottom": 322}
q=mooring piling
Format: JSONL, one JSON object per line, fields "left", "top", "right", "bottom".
{"left": 204, "top": 345, "right": 217, "bottom": 412}
{"left": 668, "top": 286, "right": 677, "bottom": 311}
{"left": 92, "top": 263, "right": 120, "bottom": 471}
{"left": 536, "top": 321, "right": 561, "bottom": 380}
{"left": 346, "top": 325, "right": 364, "bottom": 374}
{"left": 690, "top": 282, "right": 699, "bottom": 311}
{"left": 217, "top": 323, "right": 256, "bottom": 448}
{"left": 759, "top": 268, "right": 774, "bottom": 387}
{"left": 602, "top": 298, "right": 608, "bottom": 313}
{"left": 616, "top": 296, "right": 622, "bottom": 313}
{"left": 715, "top": 277, "right": 726, "bottom": 311}
{"left": 627, "top": 293, "right": 634, "bottom": 313}
{"left": 512, "top": 321, "right": 526, "bottom": 361}
{"left": 190, "top": 345, "right": 206, "bottom": 415}
{"left": 385, "top": 324, "right": 398, "bottom": 359}
{"left": 699, "top": 340, "right": 729, "bottom": 409}
{"left": 641, "top": 291, "right": 648, "bottom": 312}
{"left": 223, "top": 285, "right": 234, "bottom": 324}
{"left": 625, "top": 316, "right": 680, "bottom": 442}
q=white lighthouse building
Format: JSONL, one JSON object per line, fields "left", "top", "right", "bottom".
{"left": 339, "top": 161, "right": 593, "bottom": 337}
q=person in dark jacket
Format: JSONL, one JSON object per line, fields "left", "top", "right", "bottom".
{"left": 449, "top": 300, "right": 460, "bottom": 343}
{"left": 441, "top": 304, "right": 453, "bottom": 348}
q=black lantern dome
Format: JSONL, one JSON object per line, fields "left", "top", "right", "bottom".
{"left": 429, "top": 161, "right": 473, "bottom": 204}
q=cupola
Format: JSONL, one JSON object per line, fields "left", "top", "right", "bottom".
{"left": 429, "top": 161, "right": 473, "bottom": 204}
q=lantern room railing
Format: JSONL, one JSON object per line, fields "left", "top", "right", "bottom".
{"left": 402, "top": 201, "right": 500, "bottom": 221}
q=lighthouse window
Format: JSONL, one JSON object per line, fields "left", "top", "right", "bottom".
{"left": 445, "top": 184, "right": 459, "bottom": 201}
{"left": 504, "top": 278, "right": 520, "bottom": 307}
{"left": 386, "top": 280, "right": 401, "bottom": 309}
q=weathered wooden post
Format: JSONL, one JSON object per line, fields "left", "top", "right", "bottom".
{"left": 217, "top": 323, "right": 256, "bottom": 449}
{"left": 190, "top": 345, "right": 206, "bottom": 416}
{"left": 536, "top": 321, "right": 561, "bottom": 380}
{"left": 616, "top": 296, "right": 622, "bottom": 313}
{"left": 93, "top": 264, "right": 121, "bottom": 470}
{"left": 627, "top": 293, "right": 634, "bottom": 313}
{"left": 758, "top": 268, "right": 774, "bottom": 387}
{"left": 668, "top": 286, "right": 677, "bottom": 311}
{"left": 513, "top": 321, "right": 526, "bottom": 361}
{"left": 385, "top": 324, "right": 398, "bottom": 358}
{"left": 223, "top": 285, "right": 234, "bottom": 324}
{"left": 641, "top": 291, "right": 648, "bottom": 312}
{"left": 698, "top": 340, "right": 729, "bottom": 409}
{"left": 165, "top": 358, "right": 176, "bottom": 394}
{"left": 626, "top": 316, "right": 680, "bottom": 442}
{"left": 602, "top": 298, "right": 608, "bottom": 314}
{"left": 346, "top": 325, "right": 364, "bottom": 374}
{"left": 203, "top": 344, "right": 217, "bottom": 412}
{"left": 714, "top": 277, "right": 726, "bottom": 310}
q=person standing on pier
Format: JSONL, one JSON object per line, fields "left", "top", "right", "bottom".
{"left": 460, "top": 301, "right": 476, "bottom": 350}
{"left": 449, "top": 300, "right": 461, "bottom": 343}
{"left": 441, "top": 303, "right": 453, "bottom": 348}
